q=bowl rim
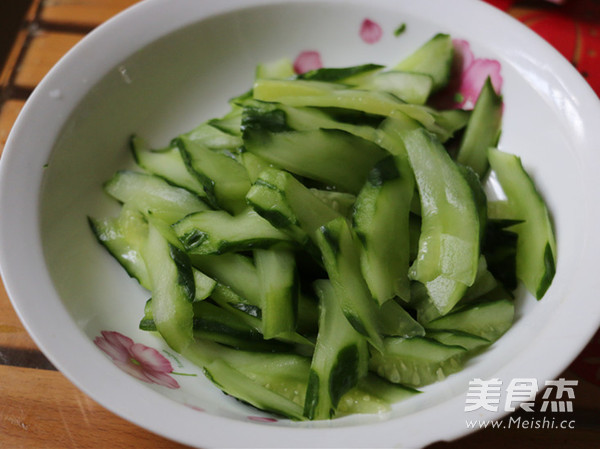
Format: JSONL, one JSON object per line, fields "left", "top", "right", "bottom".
{"left": 1, "top": 0, "right": 600, "bottom": 447}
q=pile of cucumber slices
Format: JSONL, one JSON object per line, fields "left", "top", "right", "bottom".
{"left": 90, "top": 34, "right": 556, "bottom": 420}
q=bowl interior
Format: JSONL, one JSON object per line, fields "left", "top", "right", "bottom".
{"left": 4, "top": 0, "right": 598, "bottom": 447}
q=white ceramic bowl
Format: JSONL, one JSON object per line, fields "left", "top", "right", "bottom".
{"left": 2, "top": 0, "right": 600, "bottom": 447}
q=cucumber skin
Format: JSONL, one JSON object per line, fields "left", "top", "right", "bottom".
{"left": 487, "top": 148, "right": 556, "bottom": 299}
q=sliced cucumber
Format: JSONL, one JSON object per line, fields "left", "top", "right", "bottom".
{"left": 176, "top": 135, "right": 251, "bottom": 214}
{"left": 182, "top": 121, "right": 243, "bottom": 152}
{"left": 353, "top": 155, "right": 414, "bottom": 304}
{"left": 297, "top": 63, "right": 384, "bottom": 84}
{"left": 142, "top": 222, "right": 195, "bottom": 352}
{"left": 340, "top": 373, "right": 420, "bottom": 415}
{"left": 191, "top": 252, "right": 262, "bottom": 307}
{"left": 481, "top": 219, "right": 520, "bottom": 291}
{"left": 255, "top": 57, "right": 295, "bottom": 80}
{"left": 403, "top": 128, "right": 480, "bottom": 314}
{"left": 393, "top": 33, "right": 454, "bottom": 92}
{"left": 255, "top": 248, "right": 299, "bottom": 340}
{"left": 88, "top": 204, "right": 151, "bottom": 289}
{"left": 426, "top": 329, "right": 490, "bottom": 351}
{"left": 246, "top": 167, "right": 341, "bottom": 248}
{"left": 131, "top": 135, "right": 206, "bottom": 197}
{"left": 192, "top": 268, "right": 217, "bottom": 302}
{"left": 104, "top": 170, "right": 209, "bottom": 224}
{"left": 193, "top": 301, "right": 291, "bottom": 352}
{"left": 309, "top": 189, "right": 356, "bottom": 217}
{"left": 457, "top": 77, "right": 503, "bottom": 177}
{"left": 252, "top": 79, "right": 450, "bottom": 141}
{"left": 425, "top": 297, "right": 515, "bottom": 342}
{"left": 304, "top": 280, "right": 369, "bottom": 420}
{"left": 359, "top": 71, "right": 434, "bottom": 105}
{"left": 243, "top": 125, "right": 387, "bottom": 193}
{"left": 315, "top": 217, "right": 384, "bottom": 351}
{"left": 204, "top": 358, "right": 306, "bottom": 420}
{"left": 487, "top": 148, "right": 556, "bottom": 299}
{"left": 369, "top": 336, "right": 466, "bottom": 387}
{"left": 378, "top": 298, "right": 425, "bottom": 338}
{"left": 173, "top": 208, "right": 292, "bottom": 255}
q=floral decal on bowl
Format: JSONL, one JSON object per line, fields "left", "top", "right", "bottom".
{"left": 449, "top": 39, "right": 503, "bottom": 109}
{"left": 360, "top": 18, "right": 383, "bottom": 44}
{"left": 293, "top": 50, "right": 323, "bottom": 74}
{"left": 94, "top": 330, "right": 180, "bottom": 389}
{"left": 248, "top": 415, "right": 278, "bottom": 423}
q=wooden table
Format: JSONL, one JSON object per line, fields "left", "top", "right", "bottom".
{"left": 0, "top": 1, "right": 598, "bottom": 448}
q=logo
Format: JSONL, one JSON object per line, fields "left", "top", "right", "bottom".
{"left": 464, "top": 377, "right": 578, "bottom": 430}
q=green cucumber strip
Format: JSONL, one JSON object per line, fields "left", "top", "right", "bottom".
{"left": 481, "top": 219, "right": 520, "bottom": 291}
{"left": 255, "top": 57, "right": 295, "bottom": 80}
{"left": 204, "top": 349, "right": 313, "bottom": 413}
{"left": 369, "top": 336, "right": 467, "bottom": 387}
{"left": 104, "top": 170, "right": 209, "bottom": 224}
{"left": 246, "top": 167, "right": 341, "bottom": 247}
{"left": 191, "top": 252, "right": 262, "bottom": 307}
{"left": 192, "top": 268, "right": 217, "bottom": 302}
{"left": 139, "top": 298, "right": 155, "bottom": 331}
{"left": 206, "top": 103, "right": 244, "bottom": 137}
{"left": 403, "top": 128, "right": 480, "bottom": 314}
{"left": 203, "top": 359, "right": 306, "bottom": 420}
{"left": 378, "top": 299, "right": 425, "bottom": 338}
{"left": 487, "top": 149, "right": 556, "bottom": 299}
{"left": 130, "top": 135, "right": 206, "bottom": 197}
{"left": 425, "top": 329, "right": 490, "bottom": 351}
{"left": 425, "top": 297, "right": 515, "bottom": 342}
{"left": 412, "top": 255, "right": 498, "bottom": 326}
{"left": 353, "top": 155, "right": 415, "bottom": 304}
{"left": 304, "top": 280, "right": 369, "bottom": 420}
{"left": 297, "top": 63, "right": 384, "bottom": 84}
{"left": 315, "top": 217, "right": 384, "bottom": 352}
{"left": 343, "top": 374, "right": 420, "bottom": 412}
{"left": 252, "top": 79, "right": 452, "bottom": 141}
{"left": 193, "top": 343, "right": 313, "bottom": 411}
{"left": 456, "top": 77, "right": 503, "bottom": 177}
{"left": 182, "top": 121, "right": 243, "bottom": 152}
{"left": 309, "top": 189, "right": 356, "bottom": 217}
{"left": 88, "top": 204, "right": 151, "bottom": 289}
{"left": 359, "top": 70, "right": 434, "bottom": 105}
{"left": 241, "top": 101, "right": 383, "bottom": 146}
{"left": 393, "top": 33, "right": 454, "bottom": 92}
{"left": 192, "top": 301, "right": 291, "bottom": 352}
{"left": 459, "top": 164, "right": 488, "bottom": 243}
{"left": 461, "top": 255, "right": 498, "bottom": 303}
{"left": 172, "top": 208, "right": 292, "bottom": 255}
{"left": 240, "top": 152, "right": 274, "bottom": 183}
{"left": 142, "top": 223, "right": 194, "bottom": 352}
{"left": 209, "top": 283, "right": 262, "bottom": 327}
{"left": 433, "top": 109, "right": 471, "bottom": 139}
{"left": 176, "top": 135, "right": 251, "bottom": 214}
{"left": 255, "top": 248, "right": 299, "bottom": 340}
{"left": 206, "top": 276, "right": 312, "bottom": 348}
{"left": 336, "top": 373, "right": 420, "bottom": 417}
{"left": 242, "top": 126, "right": 387, "bottom": 193}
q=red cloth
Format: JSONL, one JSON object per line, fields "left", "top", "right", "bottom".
{"left": 484, "top": 0, "right": 600, "bottom": 96}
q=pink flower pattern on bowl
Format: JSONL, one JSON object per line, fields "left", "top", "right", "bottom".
{"left": 360, "top": 18, "right": 383, "bottom": 44}
{"left": 442, "top": 39, "right": 503, "bottom": 109}
{"left": 293, "top": 50, "right": 323, "bottom": 74}
{"left": 94, "top": 330, "right": 180, "bottom": 389}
